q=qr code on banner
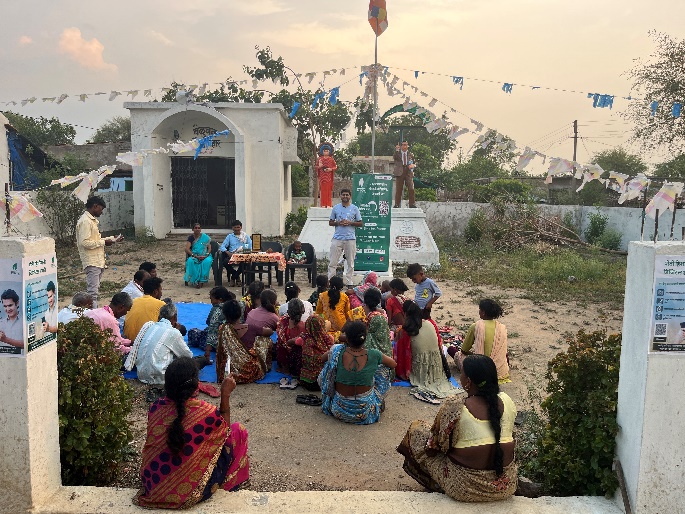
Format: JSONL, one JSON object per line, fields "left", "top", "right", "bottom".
{"left": 379, "top": 201, "right": 389, "bottom": 216}
{"left": 655, "top": 323, "right": 668, "bottom": 336}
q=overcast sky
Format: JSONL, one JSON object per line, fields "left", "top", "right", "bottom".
{"left": 1, "top": 0, "right": 684, "bottom": 172}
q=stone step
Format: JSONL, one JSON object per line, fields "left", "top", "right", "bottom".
{"left": 35, "top": 487, "right": 624, "bottom": 514}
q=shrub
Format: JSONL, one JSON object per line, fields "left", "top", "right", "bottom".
{"left": 597, "top": 228, "right": 622, "bottom": 251}
{"left": 585, "top": 211, "right": 609, "bottom": 245}
{"left": 468, "top": 179, "right": 532, "bottom": 203}
{"left": 285, "top": 205, "right": 308, "bottom": 235}
{"left": 562, "top": 211, "right": 581, "bottom": 240}
{"left": 35, "top": 189, "right": 84, "bottom": 246}
{"left": 414, "top": 188, "right": 437, "bottom": 201}
{"left": 57, "top": 317, "right": 133, "bottom": 485}
{"left": 536, "top": 330, "right": 621, "bottom": 496}
{"left": 463, "top": 208, "right": 488, "bottom": 242}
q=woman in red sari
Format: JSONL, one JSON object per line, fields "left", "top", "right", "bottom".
{"left": 135, "top": 357, "right": 249, "bottom": 509}
{"left": 316, "top": 142, "right": 337, "bottom": 208}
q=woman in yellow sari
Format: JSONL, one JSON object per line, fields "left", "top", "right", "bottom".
{"left": 314, "top": 276, "right": 350, "bottom": 340}
{"left": 398, "top": 355, "right": 517, "bottom": 502}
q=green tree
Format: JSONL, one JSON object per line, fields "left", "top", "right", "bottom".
{"left": 624, "top": 31, "right": 685, "bottom": 152}
{"left": 3, "top": 111, "right": 76, "bottom": 147}
{"left": 654, "top": 154, "right": 685, "bottom": 179}
{"left": 449, "top": 154, "right": 509, "bottom": 189}
{"left": 591, "top": 148, "right": 648, "bottom": 176}
{"left": 89, "top": 116, "right": 131, "bottom": 143}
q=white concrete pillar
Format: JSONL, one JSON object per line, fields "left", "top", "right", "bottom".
{"left": 616, "top": 241, "right": 685, "bottom": 513}
{"left": 0, "top": 236, "right": 61, "bottom": 513}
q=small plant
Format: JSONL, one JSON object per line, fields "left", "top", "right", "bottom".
{"left": 585, "top": 211, "right": 609, "bottom": 245}
{"left": 414, "top": 188, "right": 437, "bottom": 201}
{"left": 561, "top": 211, "right": 581, "bottom": 240}
{"left": 597, "top": 228, "right": 622, "bottom": 251}
{"left": 57, "top": 317, "right": 133, "bottom": 485}
{"left": 35, "top": 188, "right": 85, "bottom": 246}
{"left": 535, "top": 329, "right": 621, "bottom": 496}
{"left": 463, "top": 208, "right": 488, "bottom": 242}
{"left": 285, "top": 205, "right": 308, "bottom": 235}
{"left": 133, "top": 227, "right": 158, "bottom": 247}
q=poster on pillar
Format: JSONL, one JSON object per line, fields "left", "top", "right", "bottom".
{"left": 650, "top": 255, "right": 685, "bottom": 352}
{"left": 353, "top": 173, "right": 392, "bottom": 273}
{"left": 24, "top": 254, "right": 58, "bottom": 353}
{"left": 0, "top": 258, "right": 25, "bottom": 356}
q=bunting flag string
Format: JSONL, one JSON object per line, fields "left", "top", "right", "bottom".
{"left": 0, "top": 192, "right": 43, "bottom": 223}
{"left": 645, "top": 182, "right": 684, "bottom": 219}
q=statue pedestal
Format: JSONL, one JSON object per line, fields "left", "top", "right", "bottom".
{"left": 298, "top": 207, "right": 439, "bottom": 283}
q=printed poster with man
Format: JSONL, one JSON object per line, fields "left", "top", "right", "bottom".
{"left": 24, "top": 254, "right": 58, "bottom": 353}
{"left": 353, "top": 173, "right": 392, "bottom": 273}
{"left": 651, "top": 255, "right": 685, "bottom": 352}
{"left": 0, "top": 258, "right": 25, "bottom": 356}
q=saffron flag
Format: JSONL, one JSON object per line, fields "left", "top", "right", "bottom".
{"left": 368, "top": 0, "right": 388, "bottom": 36}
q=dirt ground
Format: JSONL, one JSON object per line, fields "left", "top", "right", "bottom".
{"left": 57, "top": 238, "right": 624, "bottom": 492}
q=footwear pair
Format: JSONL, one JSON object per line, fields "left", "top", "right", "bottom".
{"left": 296, "top": 394, "right": 322, "bottom": 406}
{"left": 412, "top": 391, "right": 441, "bottom": 405}
{"left": 279, "top": 377, "right": 299, "bottom": 390}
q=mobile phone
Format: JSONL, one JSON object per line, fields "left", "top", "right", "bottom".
{"left": 224, "top": 355, "right": 231, "bottom": 376}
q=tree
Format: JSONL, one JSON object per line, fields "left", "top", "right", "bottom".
{"left": 590, "top": 148, "right": 648, "bottom": 176}
{"left": 654, "top": 154, "right": 685, "bottom": 179}
{"left": 624, "top": 31, "right": 685, "bottom": 152}
{"left": 161, "top": 46, "right": 352, "bottom": 202}
{"left": 89, "top": 116, "right": 131, "bottom": 143}
{"left": 3, "top": 111, "right": 76, "bottom": 147}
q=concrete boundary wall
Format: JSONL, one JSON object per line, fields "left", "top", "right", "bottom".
{"left": 416, "top": 201, "right": 685, "bottom": 251}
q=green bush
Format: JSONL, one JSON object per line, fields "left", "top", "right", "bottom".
{"left": 57, "top": 317, "right": 133, "bottom": 485}
{"left": 536, "top": 330, "right": 621, "bottom": 496}
{"left": 468, "top": 179, "right": 532, "bottom": 203}
{"left": 285, "top": 205, "right": 309, "bottom": 235}
{"left": 597, "top": 228, "right": 622, "bottom": 251}
{"left": 463, "top": 208, "right": 488, "bottom": 242}
{"left": 291, "top": 164, "right": 310, "bottom": 197}
{"left": 414, "top": 188, "right": 437, "bottom": 201}
{"left": 585, "top": 211, "right": 609, "bottom": 245}
{"left": 562, "top": 211, "right": 581, "bottom": 240}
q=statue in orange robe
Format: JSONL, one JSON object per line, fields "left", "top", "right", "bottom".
{"left": 316, "top": 143, "right": 337, "bottom": 208}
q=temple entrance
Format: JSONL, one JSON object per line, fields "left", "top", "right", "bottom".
{"left": 171, "top": 156, "right": 236, "bottom": 229}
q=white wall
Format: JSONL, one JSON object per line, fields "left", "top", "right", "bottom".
{"left": 415, "top": 201, "right": 685, "bottom": 250}
{"left": 617, "top": 241, "right": 685, "bottom": 513}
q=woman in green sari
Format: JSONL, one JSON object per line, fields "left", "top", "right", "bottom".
{"left": 184, "top": 223, "right": 213, "bottom": 288}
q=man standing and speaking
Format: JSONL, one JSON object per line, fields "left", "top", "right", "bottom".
{"left": 328, "top": 188, "right": 363, "bottom": 286}
{"left": 76, "top": 196, "right": 123, "bottom": 307}
{"left": 393, "top": 141, "right": 417, "bottom": 208}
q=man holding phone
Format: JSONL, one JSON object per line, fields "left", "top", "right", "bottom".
{"left": 76, "top": 196, "right": 124, "bottom": 307}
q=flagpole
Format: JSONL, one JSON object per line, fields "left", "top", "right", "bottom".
{"left": 371, "top": 33, "right": 378, "bottom": 174}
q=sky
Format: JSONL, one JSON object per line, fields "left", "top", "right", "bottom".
{"left": 1, "top": 0, "right": 685, "bottom": 174}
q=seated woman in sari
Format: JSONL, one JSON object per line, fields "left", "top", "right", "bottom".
{"left": 349, "top": 288, "right": 387, "bottom": 324}
{"left": 365, "top": 307, "right": 394, "bottom": 382}
{"left": 315, "top": 276, "right": 350, "bottom": 340}
{"left": 450, "top": 299, "right": 510, "bottom": 384}
{"left": 397, "top": 355, "right": 517, "bottom": 502}
{"left": 348, "top": 271, "right": 379, "bottom": 309}
{"left": 216, "top": 299, "right": 269, "bottom": 384}
{"left": 319, "top": 320, "right": 396, "bottom": 425}
{"left": 401, "top": 301, "right": 460, "bottom": 400}
{"left": 184, "top": 223, "right": 213, "bottom": 289}
{"left": 298, "top": 314, "right": 334, "bottom": 391}
{"left": 239, "top": 281, "right": 264, "bottom": 323}
{"left": 276, "top": 299, "right": 307, "bottom": 378}
{"left": 135, "top": 357, "right": 249, "bottom": 509}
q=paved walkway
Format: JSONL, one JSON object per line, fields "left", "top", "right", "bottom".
{"left": 34, "top": 487, "right": 624, "bottom": 514}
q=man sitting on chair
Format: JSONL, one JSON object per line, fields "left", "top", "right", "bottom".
{"left": 219, "top": 220, "right": 252, "bottom": 287}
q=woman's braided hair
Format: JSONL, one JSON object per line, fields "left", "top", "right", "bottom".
{"left": 164, "top": 357, "right": 199, "bottom": 455}
{"left": 328, "top": 276, "right": 344, "bottom": 309}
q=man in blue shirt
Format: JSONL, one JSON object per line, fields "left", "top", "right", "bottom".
{"left": 328, "top": 189, "right": 363, "bottom": 285}
{"left": 219, "top": 220, "right": 252, "bottom": 287}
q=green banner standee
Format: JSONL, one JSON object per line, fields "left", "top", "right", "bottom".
{"left": 352, "top": 173, "right": 393, "bottom": 273}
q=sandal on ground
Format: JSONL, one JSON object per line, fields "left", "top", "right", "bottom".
{"left": 279, "top": 377, "right": 290, "bottom": 387}
{"left": 296, "top": 394, "right": 323, "bottom": 406}
{"left": 412, "top": 392, "right": 441, "bottom": 405}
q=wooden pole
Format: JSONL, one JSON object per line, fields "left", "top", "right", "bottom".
{"left": 654, "top": 209, "right": 659, "bottom": 243}
{"left": 640, "top": 187, "right": 649, "bottom": 241}
{"left": 670, "top": 202, "right": 678, "bottom": 240}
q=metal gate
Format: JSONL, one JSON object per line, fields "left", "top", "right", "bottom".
{"left": 171, "top": 157, "right": 235, "bottom": 229}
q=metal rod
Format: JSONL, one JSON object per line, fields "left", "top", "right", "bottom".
{"left": 371, "top": 35, "right": 378, "bottom": 174}
{"left": 640, "top": 187, "right": 648, "bottom": 241}
{"left": 4, "top": 183, "right": 10, "bottom": 236}
{"left": 654, "top": 209, "right": 659, "bottom": 243}
{"left": 670, "top": 201, "right": 678, "bottom": 240}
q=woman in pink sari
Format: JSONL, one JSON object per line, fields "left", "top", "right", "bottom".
{"left": 349, "top": 271, "right": 379, "bottom": 309}
{"left": 135, "top": 357, "right": 249, "bottom": 509}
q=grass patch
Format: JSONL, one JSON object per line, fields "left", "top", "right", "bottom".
{"left": 434, "top": 239, "right": 626, "bottom": 308}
